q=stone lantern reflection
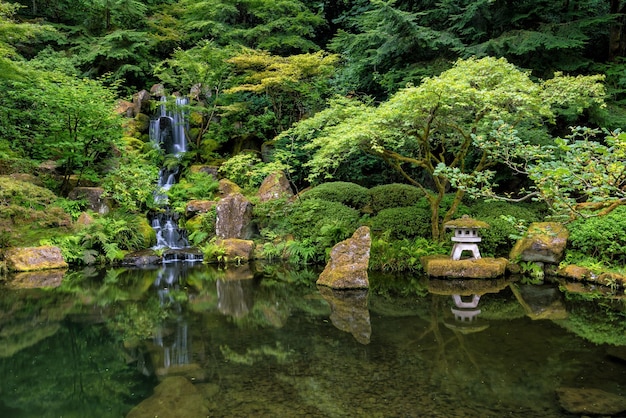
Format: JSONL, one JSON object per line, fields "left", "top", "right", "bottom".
{"left": 444, "top": 215, "right": 490, "bottom": 260}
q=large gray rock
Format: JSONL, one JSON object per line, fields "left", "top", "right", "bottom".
{"left": 317, "top": 226, "right": 371, "bottom": 289}
{"left": 509, "top": 222, "right": 568, "bottom": 263}
{"left": 3, "top": 246, "right": 67, "bottom": 272}
{"left": 215, "top": 193, "right": 254, "bottom": 239}
{"left": 257, "top": 171, "right": 293, "bottom": 202}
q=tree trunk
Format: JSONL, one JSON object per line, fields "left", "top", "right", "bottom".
{"left": 609, "top": 0, "right": 626, "bottom": 60}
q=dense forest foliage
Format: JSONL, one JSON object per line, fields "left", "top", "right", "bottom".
{"left": 2, "top": 0, "right": 626, "bottom": 272}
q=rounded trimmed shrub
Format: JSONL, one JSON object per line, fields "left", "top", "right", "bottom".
{"left": 300, "top": 181, "right": 371, "bottom": 210}
{"left": 368, "top": 183, "right": 423, "bottom": 213}
{"left": 287, "top": 198, "right": 362, "bottom": 239}
{"left": 370, "top": 206, "right": 431, "bottom": 240}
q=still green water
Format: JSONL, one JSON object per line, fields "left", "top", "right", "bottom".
{"left": 0, "top": 263, "right": 624, "bottom": 417}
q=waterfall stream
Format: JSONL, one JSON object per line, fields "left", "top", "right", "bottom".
{"left": 149, "top": 97, "right": 202, "bottom": 262}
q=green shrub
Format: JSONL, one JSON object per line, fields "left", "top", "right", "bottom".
{"left": 42, "top": 213, "right": 147, "bottom": 265}
{"left": 370, "top": 206, "right": 431, "bottom": 240}
{"left": 101, "top": 155, "right": 159, "bottom": 213}
{"left": 300, "top": 181, "right": 370, "bottom": 210}
{"left": 218, "top": 152, "right": 289, "bottom": 190}
{"left": 568, "top": 206, "right": 626, "bottom": 264}
{"left": 253, "top": 197, "right": 294, "bottom": 234}
{"left": 369, "top": 235, "right": 449, "bottom": 272}
{"left": 286, "top": 198, "right": 362, "bottom": 261}
{"left": 368, "top": 183, "right": 423, "bottom": 213}
{"left": 167, "top": 171, "right": 219, "bottom": 215}
{"left": 414, "top": 194, "right": 472, "bottom": 219}
{"left": 468, "top": 200, "right": 543, "bottom": 257}
{"left": 469, "top": 200, "right": 544, "bottom": 221}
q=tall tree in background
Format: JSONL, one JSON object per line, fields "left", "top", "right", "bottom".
{"left": 179, "top": 0, "right": 325, "bottom": 55}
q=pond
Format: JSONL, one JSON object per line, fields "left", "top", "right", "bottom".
{"left": 0, "top": 262, "right": 625, "bottom": 418}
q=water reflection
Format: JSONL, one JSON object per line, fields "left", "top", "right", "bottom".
{"left": 0, "top": 265, "right": 624, "bottom": 417}
{"left": 318, "top": 286, "right": 371, "bottom": 344}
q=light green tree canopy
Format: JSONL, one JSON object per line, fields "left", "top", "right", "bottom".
{"left": 278, "top": 56, "right": 605, "bottom": 239}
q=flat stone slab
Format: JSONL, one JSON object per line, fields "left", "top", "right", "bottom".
{"left": 421, "top": 255, "right": 508, "bottom": 279}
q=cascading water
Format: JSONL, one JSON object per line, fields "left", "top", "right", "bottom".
{"left": 149, "top": 96, "right": 202, "bottom": 262}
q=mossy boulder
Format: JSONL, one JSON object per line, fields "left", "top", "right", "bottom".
{"left": 257, "top": 171, "right": 293, "bottom": 202}
{"left": 510, "top": 222, "right": 568, "bottom": 263}
{"left": 317, "top": 226, "right": 371, "bottom": 289}
{"left": 218, "top": 238, "right": 255, "bottom": 263}
{"left": 136, "top": 216, "right": 157, "bottom": 248}
{"left": 3, "top": 246, "right": 68, "bottom": 272}
{"left": 218, "top": 178, "right": 242, "bottom": 196}
{"left": 421, "top": 255, "right": 509, "bottom": 279}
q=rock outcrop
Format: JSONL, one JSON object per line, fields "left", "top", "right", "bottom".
{"left": 185, "top": 200, "right": 216, "bottom": 217}
{"left": 3, "top": 246, "right": 67, "bottom": 272}
{"left": 215, "top": 193, "right": 254, "bottom": 239}
{"left": 316, "top": 226, "right": 371, "bottom": 289}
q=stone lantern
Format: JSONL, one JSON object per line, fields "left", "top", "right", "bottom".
{"left": 444, "top": 215, "right": 490, "bottom": 261}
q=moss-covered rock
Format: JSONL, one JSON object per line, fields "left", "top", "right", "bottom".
{"left": 3, "top": 246, "right": 68, "bottom": 272}
{"left": 421, "top": 255, "right": 508, "bottom": 279}
{"left": 510, "top": 222, "right": 569, "bottom": 264}
{"left": 317, "top": 226, "right": 371, "bottom": 289}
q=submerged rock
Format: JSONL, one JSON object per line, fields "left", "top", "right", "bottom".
{"left": 317, "top": 226, "right": 371, "bottom": 289}
{"left": 3, "top": 246, "right": 67, "bottom": 272}
{"left": 510, "top": 222, "right": 568, "bottom": 263}
{"left": 556, "top": 387, "right": 626, "bottom": 416}
{"left": 126, "top": 376, "right": 209, "bottom": 418}
{"left": 120, "top": 250, "right": 161, "bottom": 266}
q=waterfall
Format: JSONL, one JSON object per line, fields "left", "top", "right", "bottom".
{"left": 149, "top": 96, "right": 201, "bottom": 262}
